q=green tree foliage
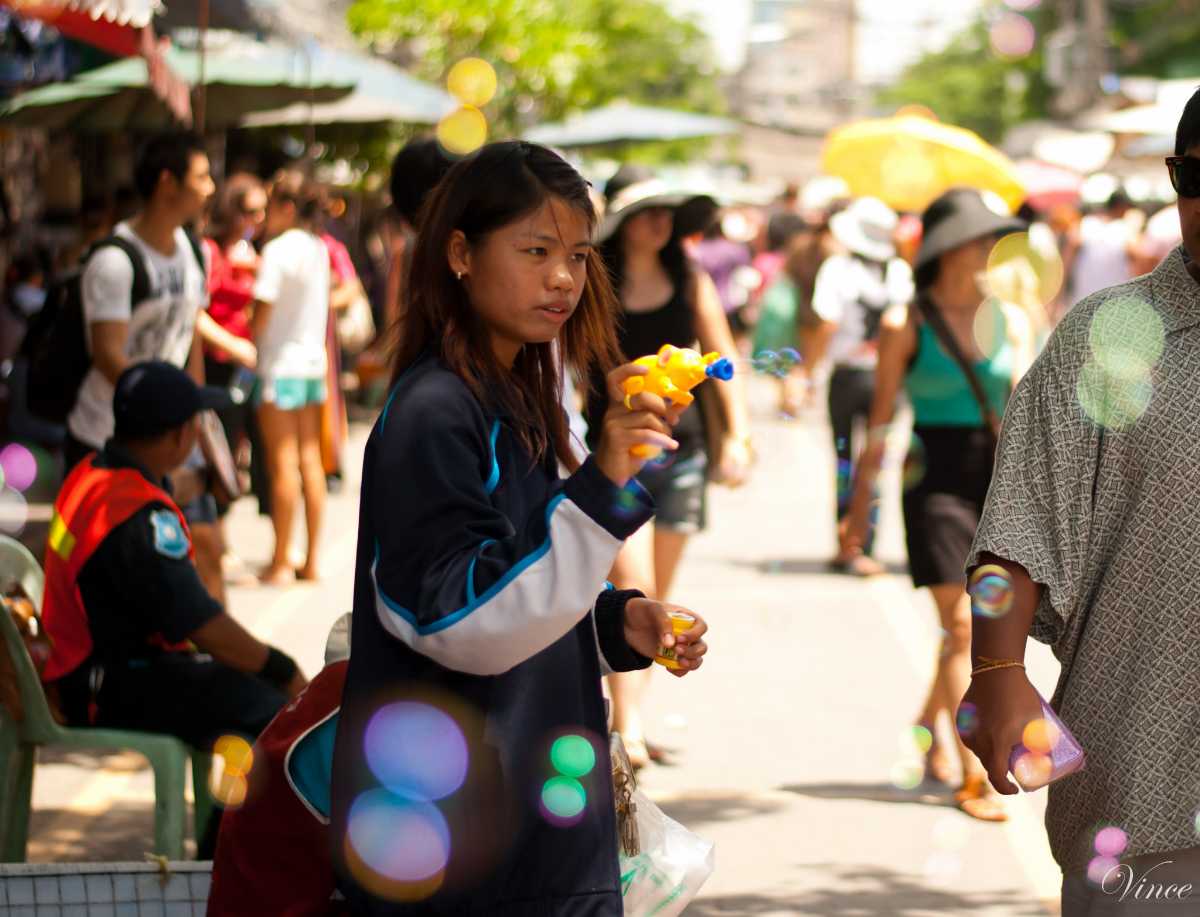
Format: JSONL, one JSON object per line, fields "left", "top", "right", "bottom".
{"left": 346, "top": 0, "right": 724, "bottom": 138}
{"left": 878, "top": 0, "right": 1200, "bottom": 144}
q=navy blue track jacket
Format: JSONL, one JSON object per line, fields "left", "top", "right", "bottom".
{"left": 331, "top": 355, "right": 655, "bottom": 915}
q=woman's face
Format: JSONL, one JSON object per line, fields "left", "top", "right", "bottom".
{"left": 237, "top": 187, "right": 267, "bottom": 241}
{"left": 449, "top": 195, "right": 592, "bottom": 367}
{"left": 942, "top": 234, "right": 998, "bottom": 298}
{"left": 621, "top": 206, "right": 674, "bottom": 255}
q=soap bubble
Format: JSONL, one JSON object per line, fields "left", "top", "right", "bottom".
{"left": 986, "top": 232, "right": 1064, "bottom": 314}
{"left": 447, "top": 58, "right": 497, "bottom": 108}
{"left": 1094, "top": 826, "right": 1128, "bottom": 858}
{"left": 889, "top": 760, "right": 924, "bottom": 791}
{"left": 1080, "top": 294, "right": 1164, "bottom": 432}
{"left": 956, "top": 702, "right": 978, "bottom": 739}
{"left": 910, "top": 724, "right": 933, "bottom": 754}
{"left": 364, "top": 702, "right": 468, "bottom": 802}
{"left": 0, "top": 444, "right": 36, "bottom": 493}
{"left": 1022, "top": 717, "right": 1061, "bottom": 756}
{"left": 1088, "top": 855, "right": 1120, "bottom": 887}
{"left": 990, "top": 14, "right": 1036, "bottom": 60}
{"left": 968, "top": 565, "right": 1014, "bottom": 619}
{"left": 210, "top": 734, "right": 253, "bottom": 809}
{"left": 1012, "top": 751, "right": 1052, "bottom": 788}
{"left": 0, "top": 489, "right": 28, "bottom": 535}
{"left": 550, "top": 734, "right": 597, "bottom": 779}
{"left": 540, "top": 775, "right": 588, "bottom": 826}
{"left": 347, "top": 789, "right": 451, "bottom": 890}
{"left": 437, "top": 106, "right": 488, "bottom": 156}
{"left": 932, "top": 814, "right": 971, "bottom": 851}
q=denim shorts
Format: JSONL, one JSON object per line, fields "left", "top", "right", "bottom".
{"left": 634, "top": 446, "right": 708, "bottom": 534}
{"left": 258, "top": 376, "right": 327, "bottom": 411}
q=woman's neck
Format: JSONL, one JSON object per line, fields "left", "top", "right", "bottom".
{"left": 623, "top": 247, "right": 662, "bottom": 281}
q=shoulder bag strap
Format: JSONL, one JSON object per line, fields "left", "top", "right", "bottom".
{"left": 913, "top": 293, "right": 1002, "bottom": 445}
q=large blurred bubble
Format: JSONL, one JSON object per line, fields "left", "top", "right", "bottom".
{"left": 986, "top": 231, "right": 1064, "bottom": 317}
{"left": 346, "top": 789, "right": 451, "bottom": 894}
{"left": 447, "top": 58, "right": 498, "bottom": 108}
{"left": 0, "top": 444, "right": 37, "bottom": 493}
{"left": 210, "top": 734, "right": 253, "bottom": 809}
{"left": 0, "top": 489, "right": 28, "bottom": 535}
{"left": 437, "top": 106, "right": 488, "bottom": 157}
{"left": 365, "top": 702, "right": 468, "bottom": 802}
{"left": 989, "top": 14, "right": 1036, "bottom": 59}
{"left": 1077, "top": 296, "right": 1164, "bottom": 430}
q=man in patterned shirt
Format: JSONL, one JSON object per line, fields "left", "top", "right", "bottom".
{"left": 963, "top": 89, "right": 1200, "bottom": 915}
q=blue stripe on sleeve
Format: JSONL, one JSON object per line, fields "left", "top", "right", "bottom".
{"left": 466, "top": 539, "right": 497, "bottom": 605}
{"left": 375, "top": 494, "right": 568, "bottom": 636}
{"left": 485, "top": 421, "right": 501, "bottom": 494}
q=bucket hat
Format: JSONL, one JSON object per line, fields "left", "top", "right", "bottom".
{"left": 915, "top": 188, "right": 1026, "bottom": 270}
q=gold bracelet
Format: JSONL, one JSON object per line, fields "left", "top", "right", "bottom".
{"left": 971, "top": 660, "right": 1025, "bottom": 677}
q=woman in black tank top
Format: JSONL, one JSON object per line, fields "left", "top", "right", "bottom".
{"left": 583, "top": 165, "right": 752, "bottom": 768}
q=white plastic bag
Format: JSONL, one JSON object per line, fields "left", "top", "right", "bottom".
{"left": 618, "top": 788, "right": 715, "bottom": 916}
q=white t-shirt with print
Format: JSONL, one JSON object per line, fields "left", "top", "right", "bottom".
{"left": 252, "top": 228, "right": 330, "bottom": 383}
{"left": 68, "top": 221, "right": 207, "bottom": 449}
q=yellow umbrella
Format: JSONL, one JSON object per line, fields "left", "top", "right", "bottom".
{"left": 822, "top": 114, "right": 1026, "bottom": 214}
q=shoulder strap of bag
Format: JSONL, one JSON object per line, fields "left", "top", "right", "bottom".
{"left": 914, "top": 292, "right": 1001, "bottom": 443}
{"left": 91, "top": 236, "right": 152, "bottom": 307}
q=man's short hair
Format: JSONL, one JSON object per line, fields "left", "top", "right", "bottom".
{"left": 389, "top": 138, "right": 453, "bottom": 228}
{"left": 1176, "top": 87, "right": 1200, "bottom": 156}
{"left": 133, "top": 133, "right": 206, "bottom": 201}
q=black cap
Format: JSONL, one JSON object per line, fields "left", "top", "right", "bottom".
{"left": 113, "top": 361, "right": 230, "bottom": 439}
{"left": 915, "top": 188, "right": 1027, "bottom": 271}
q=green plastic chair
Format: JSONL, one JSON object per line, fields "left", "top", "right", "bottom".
{"left": 0, "top": 535, "right": 213, "bottom": 861}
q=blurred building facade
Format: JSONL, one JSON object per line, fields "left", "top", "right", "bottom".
{"left": 731, "top": 0, "right": 864, "bottom": 181}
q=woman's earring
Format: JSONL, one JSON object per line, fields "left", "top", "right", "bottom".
{"left": 456, "top": 271, "right": 464, "bottom": 281}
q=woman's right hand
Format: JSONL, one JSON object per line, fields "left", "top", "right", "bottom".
{"left": 593, "top": 363, "right": 682, "bottom": 488}
{"left": 959, "top": 666, "right": 1046, "bottom": 794}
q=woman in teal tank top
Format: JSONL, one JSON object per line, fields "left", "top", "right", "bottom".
{"left": 841, "top": 189, "right": 1035, "bottom": 823}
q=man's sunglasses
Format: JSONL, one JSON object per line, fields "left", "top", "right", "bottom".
{"left": 1166, "top": 156, "right": 1200, "bottom": 198}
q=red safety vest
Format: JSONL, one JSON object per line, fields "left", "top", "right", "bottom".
{"left": 41, "top": 455, "right": 192, "bottom": 682}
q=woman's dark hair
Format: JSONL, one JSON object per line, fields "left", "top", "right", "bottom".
{"left": 133, "top": 133, "right": 206, "bottom": 201}
{"left": 390, "top": 138, "right": 454, "bottom": 228}
{"left": 393, "top": 141, "right": 621, "bottom": 471}
{"left": 1176, "top": 87, "right": 1200, "bottom": 155}
{"left": 207, "top": 173, "right": 265, "bottom": 243}
{"left": 268, "top": 169, "right": 324, "bottom": 227}
{"left": 600, "top": 207, "right": 692, "bottom": 319}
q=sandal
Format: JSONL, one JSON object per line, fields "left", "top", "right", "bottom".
{"left": 955, "top": 774, "right": 1009, "bottom": 822}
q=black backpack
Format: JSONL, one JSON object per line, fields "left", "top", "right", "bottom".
{"left": 20, "top": 231, "right": 203, "bottom": 425}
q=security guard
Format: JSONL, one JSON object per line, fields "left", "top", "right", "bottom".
{"left": 41, "top": 361, "right": 307, "bottom": 855}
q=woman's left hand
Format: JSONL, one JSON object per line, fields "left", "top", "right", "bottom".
{"left": 623, "top": 598, "right": 708, "bottom": 677}
{"left": 717, "top": 435, "right": 753, "bottom": 488}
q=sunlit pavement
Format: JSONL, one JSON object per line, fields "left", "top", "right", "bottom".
{"left": 24, "top": 376, "right": 1063, "bottom": 915}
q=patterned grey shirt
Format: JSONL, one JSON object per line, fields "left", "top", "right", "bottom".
{"left": 969, "top": 247, "right": 1200, "bottom": 872}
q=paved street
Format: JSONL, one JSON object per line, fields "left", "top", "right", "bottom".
{"left": 22, "top": 376, "right": 1064, "bottom": 915}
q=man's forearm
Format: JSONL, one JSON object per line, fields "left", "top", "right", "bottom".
{"left": 969, "top": 553, "right": 1042, "bottom": 665}
{"left": 189, "top": 612, "right": 270, "bottom": 674}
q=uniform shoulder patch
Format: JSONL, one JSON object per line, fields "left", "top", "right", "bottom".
{"left": 149, "top": 509, "right": 189, "bottom": 559}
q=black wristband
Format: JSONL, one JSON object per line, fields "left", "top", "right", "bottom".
{"left": 258, "top": 646, "right": 297, "bottom": 689}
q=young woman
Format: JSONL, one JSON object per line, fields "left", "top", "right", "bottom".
{"left": 842, "top": 188, "right": 1034, "bottom": 821}
{"left": 584, "top": 166, "right": 751, "bottom": 768}
{"left": 330, "top": 142, "right": 710, "bottom": 914}
{"left": 252, "top": 171, "right": 330, "bottom": 584}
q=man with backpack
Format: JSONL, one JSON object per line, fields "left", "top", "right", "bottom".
{"left": 62, "top": 132, "right": 214, "bottom": 469}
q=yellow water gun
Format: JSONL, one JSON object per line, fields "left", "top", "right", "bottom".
{"left": 622, "top": 344, "right": 735, "bottom": 458}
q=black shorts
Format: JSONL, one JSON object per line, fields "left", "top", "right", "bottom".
{"left": 634, "top": 446, "right": 708, "bottom": 534}
{"left": 902, "top": 426, "right": 993, "bottom": 588}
